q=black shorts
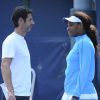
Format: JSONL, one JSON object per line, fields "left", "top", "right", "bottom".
{"left": 3, "top": 95, "right": 30, "bottom": 100}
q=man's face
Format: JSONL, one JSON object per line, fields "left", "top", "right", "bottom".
{"left": 67, "top": 22, "right": 83, "bottom": 37}
{"left": 24, "top": 13, "right": 35, "bottom": 32}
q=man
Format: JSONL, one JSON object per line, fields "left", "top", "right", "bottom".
{"left": 1, "top": 6, "right": 34, "bottom": 100}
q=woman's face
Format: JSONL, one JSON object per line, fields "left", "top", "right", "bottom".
{"left": 67, "top": 22, "right": 83, "bottom": 37}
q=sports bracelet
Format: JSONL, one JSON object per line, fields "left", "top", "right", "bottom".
{"left": 72, "top": 96, "right": 79, "bottom": 99}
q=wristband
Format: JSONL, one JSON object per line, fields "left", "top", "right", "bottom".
{"left": 72, "top": 96, "right": 79, "bottom": 99}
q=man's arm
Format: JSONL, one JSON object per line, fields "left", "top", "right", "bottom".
{"left": 1, "top": 58, "right": 14, "bottom": 92}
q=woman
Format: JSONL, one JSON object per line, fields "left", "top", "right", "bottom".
{"left": 62, "top": 11, "right": 98, "bottom": 100}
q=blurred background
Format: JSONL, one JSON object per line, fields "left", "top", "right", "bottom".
{"left": 0, "top": 0, "right": 100, "bottom": 100}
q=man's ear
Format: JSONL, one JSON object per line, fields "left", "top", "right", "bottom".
{"left": 18, "top": 17, "right": 24, "bottom": 25}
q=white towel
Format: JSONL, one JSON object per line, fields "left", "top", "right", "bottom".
{"left": 61, "top": 92, "right": 98, "bottom": 100}
{"left": 0, "top": 83, "right": 8, "bottom": 99}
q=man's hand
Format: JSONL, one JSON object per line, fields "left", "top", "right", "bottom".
{"left": 7, "top": 91, "right": 16, "bottom": 100}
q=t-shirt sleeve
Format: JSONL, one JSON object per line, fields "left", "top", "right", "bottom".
{"left": 2, "top": 40, "right": 16, "bottom": 58}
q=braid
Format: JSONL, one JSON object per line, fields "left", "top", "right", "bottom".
{"left": 87, "top": 25, "right": 98, "bottom": 52}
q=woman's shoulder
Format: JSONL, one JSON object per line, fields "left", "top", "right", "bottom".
{"left": 77, "top": 36, "right": 94, "bottom": 50}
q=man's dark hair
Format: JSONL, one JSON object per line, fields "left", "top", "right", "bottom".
{"left": 12, "top": 6, "right": 32, "bottom": 27}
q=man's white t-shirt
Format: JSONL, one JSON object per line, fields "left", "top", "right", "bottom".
{"left": 2, "top": 32, "right": 31, "bottom": 96}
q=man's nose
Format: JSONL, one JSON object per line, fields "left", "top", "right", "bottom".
{"left": 32, "top": 20, "right": 35, "bottom": 25}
